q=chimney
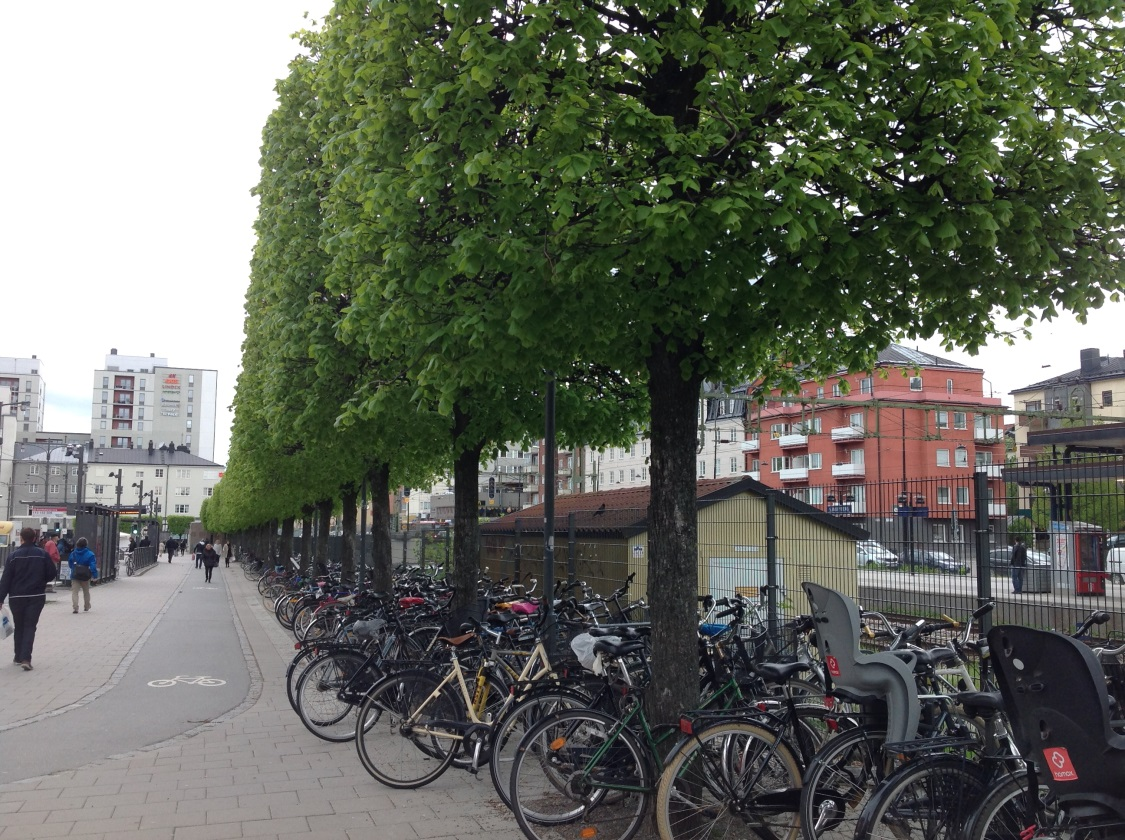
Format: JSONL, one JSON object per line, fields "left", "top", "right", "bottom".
{"left": 148, "top": 440, "right": 155, "bottom": 452}
{"left": 110, "top": 348, "right": 117, "bottom": 354}
{"left": 1080, "top": 348, "right": 1101, "bottom": 374}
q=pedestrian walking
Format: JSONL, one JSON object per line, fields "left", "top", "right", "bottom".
{"left": 0, "top": 527, "right": 58, "bottom": 671}
{"left": 164, "top": 536, "right": 177, "bottom": 563}
{"left": 42, "top": 534, "right": 60, "bottom": 592}
{"left": 223, "top": 542, "right": 233, "bottom": 568}
{"left": 202, "top": 543, "right": 220, "bottom": 583}
{"left": 179, "top": 538, "right": 187, "bottom": 556}
{"left": 68, "top": 538, "right": 98, "bottom": 613}
{"left": 1010, "top": 536, "right": 1028, "bottom": 594}
{"left": 194, "top": 540, "right": 206, "bottom": 569}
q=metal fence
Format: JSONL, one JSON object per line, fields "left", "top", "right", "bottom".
{"left": 479, "top": 456, "right": 1125, "bottom": 642}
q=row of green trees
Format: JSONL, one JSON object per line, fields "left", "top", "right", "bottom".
{"left": 205, "top": 0, "right": 1125, "bottom": 722}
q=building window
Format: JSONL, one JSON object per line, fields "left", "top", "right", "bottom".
{"left": 102, "top": 376, "right": 109, "bottom": 388}
{"left": 909, "top": 376, "right": 923, "bottom": 391}
{"left": 175, "top": 487, "right": 191, "bottom": 496}
{"left": 98, "top": 436, "right": 106, "bottom": 447}
{"left": 770, "top": 423, "right": 790, "bottom": 439}
{"left": 93, "top": 484, "right": 104, "bottom": 495}
{"left": 139, "top": 394, "right": 145, "bottom": 405}
{"left": 50, "top": 465, "right": 63, "bottom": 476}
{"left": 155, "top": 468, "right": 164, "bottom": 478}
{"left": 175, "top": 504, "right": 190, "bottom": 514}
{"left": 770, "top": 457, "right": 784, "bottom": 472}
{"left": 618, "top": 469, "right": 623, "bottom": 483}
{"left": 189, "top": 374, "right": 195, "bottom": 385}
{"left": 101, "top": 391, "right": 108, "bottom": 403}
{"left": 975, "top": 451, "right": 993, "bottom": 468}
{"left": 937, "top": 449, "right": 950, "bottom": 467}
{"left": 186, "top": 419, "right": 192, "bottom": 429}
{"left": 1104, "top": 390, "right": 1114, "bottom": 407}
{"left": 29, "top": 465, "right": 39, "bottom": 476}
{"left": 860, "top": 377, "right": 873, "bottom": 394}
{"left": 831, "top": 383, "right": 842, "bottom": 397}
{"left": 139, "top": 378, "right": 146, "bottom": 390}
{"left": 1025, "top": 400, "right": 1042, "bottom": 411}
{"left": 957, "top": 486, "right": 970, "bottom": 505}
{"left": 848, "top": 412, "right": 864, "bottom": 430}
{"left": 937, "top": 486, "right": 951, "bottom": 505}
{"left": 953, "top": 411, "right": 967, "bottom": 430}
{"left": 936, "top": 411, "right": 949, "bottom": 430}
{"left": 816, "top": 387, "right": 824, "bottom": 399}
{"left": 205, "top": 487, "right": 214, "bottom": 497}
{"left": 176, "top": 469, "right": 190, "bottom": 479}
{"left": 187, "top": 389, "right": 194, "bottom": 402}
{"left": 955, "top": 446, "right": 969, "bottom": 467}
{"left": 28, "top": 484, "right": 39, "bottom": 495}
{"left": 49, "top": 484, "right": 60, "bottom": 495}
{"left": 947, "top": 379, "right": 954, "bottom": 394}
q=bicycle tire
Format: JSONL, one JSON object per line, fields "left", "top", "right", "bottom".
{"left": 295, "top": 649, "right": 380, "bottom": 742}
{"left": 656, "top": 718, "right": 803, "bottom": 840}
{"left": 286, "top": 646, "right": 321, "bottom": 713}
{"left": 961, "top": 769, "right": 1057, "bottom": 840}
{"left": 488, "top": 687, "right": 596, "bottom": 808}
{"left": 854, "top": 753, "right": 991, "bottom": 840}
{"left": 291, "top": 603, "right": 320, "bottom": 640}
{"left": 799, "top": 726, "right": 893, "bottom": 840}
{"left": 354, "top": 669, "right": 463, "bottom": 789}
{"left": 509, "top": 708, "right": 652, "bottom": 840}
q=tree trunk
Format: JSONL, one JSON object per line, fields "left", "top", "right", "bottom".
{"left": 646, "top": 339, "right": 705, "bottom": 726}
{"left": 367, "top": 462, "right": 394, "bottom": 593}
{"left": 340, "top": 483, "right": 358, "bottom": 583}
{"left": 300, "top": 508, "right": 313, "bottom": 575}
{"left": 449, "top": 406, "right": 484, "bottom": 633}
{"left": 281, "top": 517, "right": 295, "bottom": 566}
{"left": 316, "top": 499, "right": 333, "bottom": 574}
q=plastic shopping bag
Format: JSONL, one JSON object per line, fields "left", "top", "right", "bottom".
{"left": 1, "top": 605, "right": 12, "bottom": 640}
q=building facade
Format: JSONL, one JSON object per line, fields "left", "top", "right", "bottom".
{"left": 0, "top": 355, "right": 46, "bottom": 440}
{"left": 1010, "top": 347, "right": 1125, "bottom": 458}
{"left": 90, "top": 350, "right": 218, "bottom": 461}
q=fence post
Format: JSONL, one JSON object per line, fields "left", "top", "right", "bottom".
{"left": 568, "top": 512, "right": 577, "bottom": 585}
{"left": 514, "top": 519, "right": 522, "bottom": 583}
{"left": 766, "top": 490, "right": 779, "bottom": 644}
{"left": 974, "top": 470, "right": 993, "bottom": 635}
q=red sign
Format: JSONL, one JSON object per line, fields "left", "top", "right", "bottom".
{"left": 1043, "top": 747, "right": 1078, "bottom": 782}
{"left": 825, "top": 655, "right": 841, "bottom": 677}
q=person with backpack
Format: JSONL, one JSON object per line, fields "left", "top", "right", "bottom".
{"left": 0, "top": 527, "right": 58, "bottom": 670}
{"left": 194, "top": 540, "right": 206, "bottom": 569}
{"left": 68, "top": 538, "right": 99, "bottom": 613}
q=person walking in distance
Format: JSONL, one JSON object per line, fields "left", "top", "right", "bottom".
{"left": 68, "top": 538, "right": 98, "bottom": 613}
{"left": 164, "top": 536, "right": 177, "bottom": 563}
{"left": 0, "top": 527, "right": 58, "bottom": 670}
{"left": 223, "top": 542, "right": 232, "bottom": 568}
{"left": 1010, "top": 536, "right": 1028, "bottom": 594}
{"left": 202, "top": 543, "right": 220, "bottom": 583}
{"left": 42, "top": 534, "right": 60, "bottom": 593}
{"left": 194, "top": 539, "right": 206, "bottom": 569}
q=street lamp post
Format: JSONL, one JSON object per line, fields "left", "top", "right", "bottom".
{"left": 132, "top": 481, "right": 144, "bottom": 536}
{"left": 109, "top": 470, "right": 124, "bottom": 508}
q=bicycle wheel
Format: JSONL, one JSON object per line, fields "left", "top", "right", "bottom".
{"left": 488, "top": 688, "right": 594, "bottom": 808}
{"left": 286, "top": 646, "right": 321, "bottom": 713}
{"left": 292, "top": 603, "right": 320, "bottom": 640}
{"left": 656, "top": 719, "right": 802, "bottom": 840}
{"left": 962, "top": 769, "right": 1057, "bottom": 840}
{"left": 799, "top": 726, "right": 893, "bottom": 840}
{"left": 509, "top": 708, "right": 652, "bottom": 840}
{"left": 855, "top": 754, "right": 991, "bottom": 840}
{"left": 354, "top": 669, "right": 463, "bottom": 789}
{"left": 294, "top": 650, "right": 379, "bottom": 742}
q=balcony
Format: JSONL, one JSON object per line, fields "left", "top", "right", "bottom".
{"left": 830, "top": 426, "right": 864, "bottom": 442}
{"left": 974, "top": 428, "right": 1003, "bottom": 443}
{"left": 976, "top": 464, "right": 1004, "bottom": 479}
{"left": 743, "top": 470, "right": 761, "bottom": 481}
{"left": 741, "top": 439, "right": 760, "bottom": 453}
{"left": 831, "top": 462, "right": 866, "bottom": 478}
{"left": 777, "top": 433, "right": 808, "bottom": 448}
{"left": 988, "top": 502, "right": 1007, "bottom": 517}
{"left": 778, "top": 467, "right": 809, "bottom": 482}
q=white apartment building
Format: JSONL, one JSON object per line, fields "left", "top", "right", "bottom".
{"left": 0, "top": 355, "right": 46, "bottom": 439}
{"left": 90, "top": 350, "right": 218, "bottom": 461}
{"left": 83, "top": 444, "right": 225, "bottom": 522}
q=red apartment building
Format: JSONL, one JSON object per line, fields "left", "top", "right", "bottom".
{"left": 727, "top": 345, "right": 1008, "bottom": 550}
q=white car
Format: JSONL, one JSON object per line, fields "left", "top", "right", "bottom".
{"left": 1106, "top": 547, "right": 1125, "bottom": 584}
{"left": 857, "top": 540, "right": 899, "bottom": 568}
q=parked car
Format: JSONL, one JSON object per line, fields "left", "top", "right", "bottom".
{"left": 899, "top": 548, "right": 970, "bottom": 575}
{"left": 1106, "top": 547, "right": 1125, "bottom": 584}
{"left": 988, "top": 548, "right": 1051, "bottom": 571}
{"left": 856, "top": 540, "right": 899, "bottom": 568}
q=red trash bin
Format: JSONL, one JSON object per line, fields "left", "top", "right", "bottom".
{"left": 1075, "top": 570, "right": 1107, "bottom": 595}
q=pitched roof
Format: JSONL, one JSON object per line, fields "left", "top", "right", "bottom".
{"left": 1015, "top": 357, "right": 1125, "bottom": 392}
{"left": 480, "top": 477, "right": 868, "bottom": 540}
{"left": 875, "top": 344, "right": 977, "bottom": 371}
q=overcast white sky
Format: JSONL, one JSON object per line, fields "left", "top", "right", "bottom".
{"left": 2, "top": 3, "right": 1122, "bottom": 464}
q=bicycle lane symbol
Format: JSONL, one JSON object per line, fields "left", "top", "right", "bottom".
{"left": 147, "top": 676, "right": 227, "bottom": 688}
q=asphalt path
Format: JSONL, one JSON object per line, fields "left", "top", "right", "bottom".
{"left": 0, "top": 567, "right": 251, "bottom": 784}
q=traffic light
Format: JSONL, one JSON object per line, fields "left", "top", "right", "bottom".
{"left": 488, "top": 477, "right": 495, "bottom": 499}
{"left": 403, "top": 487, "right": 411, "bottom": 498}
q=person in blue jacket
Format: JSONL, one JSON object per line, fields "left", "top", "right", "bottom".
{"left": 68, "top": 538, "right": 99, "bottom": 614}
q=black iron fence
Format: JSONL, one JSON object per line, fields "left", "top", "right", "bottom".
{"left": 479, "top": 455, "right": 1125, "bottom": 642}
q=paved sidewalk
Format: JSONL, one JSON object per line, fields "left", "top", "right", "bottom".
{"left": 1, "top": 561, "right": 192, "bottom": 730}
{"left": 0, "top": 563, "right": 526, "bottom": 840}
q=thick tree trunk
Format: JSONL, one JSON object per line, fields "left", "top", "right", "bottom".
{"left": 316, "top": 499, "right": 333, "bottom": 574}
{"left": 449, "top": 406, "right": 484, "bottom": 633}
{"left": 340, "top": 484, "right": 358, "bottom": 583}
{"left": 367, "top": 462, "right": 394, "bottom": 593}
{"left": 646, "top": 339, "right": 705, "bottom": 726}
